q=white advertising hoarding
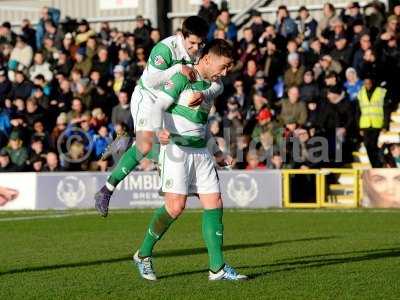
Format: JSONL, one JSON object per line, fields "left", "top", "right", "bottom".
{"left": 0, "top": 173, "right": 37, "bottom": 210}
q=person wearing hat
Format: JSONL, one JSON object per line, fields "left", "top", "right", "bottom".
{"left": 3, "top": 131, "right": 28, "bottom": 171}
{"left": 356, "top": 75, "right": 388, "bottom": 167}
{"left": 250, "top": 10, "right": 270, "bottom": 41}
{"left": 341, "top": 2, "right": 363, "bottom": 30}
{"left": 134, "top": 15, "right": 151, "bottom": 48}
{"left": 198, "top": 0, "right": 220, "bottom": 25}
{"left": 284, "top": 52, "right": 305, "bottom": 89}
{"left": 319, "top": 85, "right": 354, "bottom": 164}
{"left": 330, "top": 34, "right": 352, "bottom": 69}
{"left": 251, "top": 107, "right": 273, "bottom": 140}
{"left": 112, "top": 65, "right": 129, "bottom": 95}
{"left": 296, "top": 6, "right": 317, "bottom": 45}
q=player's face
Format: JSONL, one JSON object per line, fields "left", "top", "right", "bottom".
{"left": 184, "top": 34, "right": 204, "bottom": 58}
{"left": 204, "top": 53, "right": 232, "bottom": 81}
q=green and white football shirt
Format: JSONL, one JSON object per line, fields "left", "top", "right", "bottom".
{"left": 160, "top": 72, "right": 218, "bottom": 148}
{"left": 139, "top": 34, "right": 193, "bottom": 98}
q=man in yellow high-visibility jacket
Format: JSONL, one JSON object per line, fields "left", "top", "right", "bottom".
{"left": 357, "top": 76, "right": 388, "bottom": 168}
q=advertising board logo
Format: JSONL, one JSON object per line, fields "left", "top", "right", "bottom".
{"left": 56, "top": 176, "right": 86, "bottom": 208}
{"left": 227, "top": 174, "right": 258, "bottom": 207}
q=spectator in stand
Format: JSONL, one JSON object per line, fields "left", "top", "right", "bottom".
{"left": 246, "top": 150, "right": 267, "bottom": 170}
{"left": 207, "top": 9, "right": 237, "bottom": 42}
{"left": 73, "top": 47, "right": 92, "bottom": 77}
{"left": 275, "top": 5, "right": 298, "bottom": 39}
{"left": 75, "top": 19, "right": 96, "bottom": 46}
{"left": 319, "top": 85, "right": 354, "bottom": 164}
{"left": 198, "top": 0, "right": 220, "bottom": 25}
{"left": 344, "top": 67, "right": 363, "bottom": 101}
{"left": 36, "top": 6, "right": 60, "bottom": 49}
{"left": 0, "top": 68, "right": 11, "bottom": 103}
{"left": 43, "top": 151, "right": 63, "bottom": 171}
{"left": 300, "top": 70, "right": 321, "bottom": 103}
{"left": 284, "top": 52, "right": 305, "bottom": 89}
{"left": 296, "top": 6, "right": 318, "bottom": 49}
{"left": 92, "top": 46, "right": 113, "bottom": 80}
{"left": 384, "top": 143, "right": 400, "bottom": 168}
{"left": 352, "top": 33, "right": 372, "bottom": 75}
{"left": 330, "top": 35, "right": 353, "bottom": 69}
{"left": 8, "top": 36, "right": 33, "bottom": 80}
{"left": 112, "top": 90, "right": 133, "bottom": 131}
{"left": 356, "top": 75, "right": 388, "bottom": 168}
{"left": 278, "top": 86, "right": 308, "bottom": 126}
{"left": 1, "top": 130, "right": 28, "bottom": 171}
{"left": 0, "top": 21, "right": 17, "bottom": 46}
{"left": 249, "top": 10, "right": 269, "bottom": 42}
{"left": 21, "top": 19, "right": 36, "bottom": 51}
{"left": 317, "top": 3, "right": 336, "bottom": 43}
{"left": 29, "top": 51, "right": 53, "bottom": 82}
{"left": 0, "top": 148, "right": 19, "bottom": 172}
{"left": 133, "top": 15, "right": 151, "bottom": 47}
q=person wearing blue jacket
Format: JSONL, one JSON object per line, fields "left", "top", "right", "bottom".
{"left": 36, "top": 6, "right": 60, "bottom": 49}
{"left": 207, "top": 10, "right": 237, "bottom": 42}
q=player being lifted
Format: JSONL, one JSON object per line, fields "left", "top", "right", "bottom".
{"left": 95, "top": 17, "right": 223, "bottom": 216}
{"left": 134, "top": 39, "right": 248, "bottom": 281}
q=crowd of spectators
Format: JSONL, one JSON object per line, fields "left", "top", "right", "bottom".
{"left": 1, "top": 1, "right": 400, "bottom": 172}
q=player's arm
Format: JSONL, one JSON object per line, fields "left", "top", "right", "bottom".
{"left": 143, "top": 43, "right": 194, "bottom": 88}
{"left": 203, "top": 79, "right": 224, "bottom": 101}
{"left": 205, "top": 122, "right": 232, "bottom": 167}
{"left": 188, "top": 79, "right": 224, "bottom": 107}
{"left": 150, "top": 72, "right": 189, "bottom": 132}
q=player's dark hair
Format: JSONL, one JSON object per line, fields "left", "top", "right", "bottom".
{"left": 182, "top": 16, "right": 209, "bottom": 39}
{"left": 200, "top": 39, "right": 234, "bottom": 59}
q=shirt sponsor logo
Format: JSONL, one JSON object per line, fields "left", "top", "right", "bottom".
{"left": 164, "top": 80, "right": 174, "bottom": 90}
{"left": 154, "top": 55, "right": 165, "bottom": 66}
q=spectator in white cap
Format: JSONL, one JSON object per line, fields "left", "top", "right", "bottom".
{"left": 284, "top": 52, "right": 305, "bottom": 88}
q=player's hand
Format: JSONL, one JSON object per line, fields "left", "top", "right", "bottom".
{"left": 223, "top": 154, "right": 234, "bottom": 167}
{"left": 158, "top": 129, "right": 171, "bottom": 145}
{"left": 181, "top": 65, "right": 196, "bottom": 82}
{"left": 188, "top": 92, "right": 205, "bottom": 107}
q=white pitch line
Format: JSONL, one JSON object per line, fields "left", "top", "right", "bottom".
{"left": 1, "top": 208, "right": 400, "bottom": 222}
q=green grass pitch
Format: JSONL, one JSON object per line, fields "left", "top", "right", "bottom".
{"left": 1, "top": 209, "right": 400, "bottom": 299}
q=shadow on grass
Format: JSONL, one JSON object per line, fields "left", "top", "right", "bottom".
{"left": 245, "top": 246, "right": 400, "bottom": 279}
{"left": 158, "top": 246, "right": 400, "bottom": 280}
{"left": 1, "top": 236, "right": 336, "bottom": 276}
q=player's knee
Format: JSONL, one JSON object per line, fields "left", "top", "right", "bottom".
{"left": 165, "top": 201, "right": 185, "bottom": 218}
{"left": 136, "top": 140, "right": 153, "bottom": 155}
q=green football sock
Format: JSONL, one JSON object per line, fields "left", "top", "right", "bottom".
{"left": 138, "top": 205, "right": 175, "bottom": 257}
{"left": 107, "top": 144, "right": 160, "bottom": 188}
{"left": 202, "top": 208, "right": 224, "bottom": 273}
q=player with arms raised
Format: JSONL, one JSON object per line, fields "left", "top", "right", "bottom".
{"left": 133, "top": 39, "right": 248, "bottom": 281}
